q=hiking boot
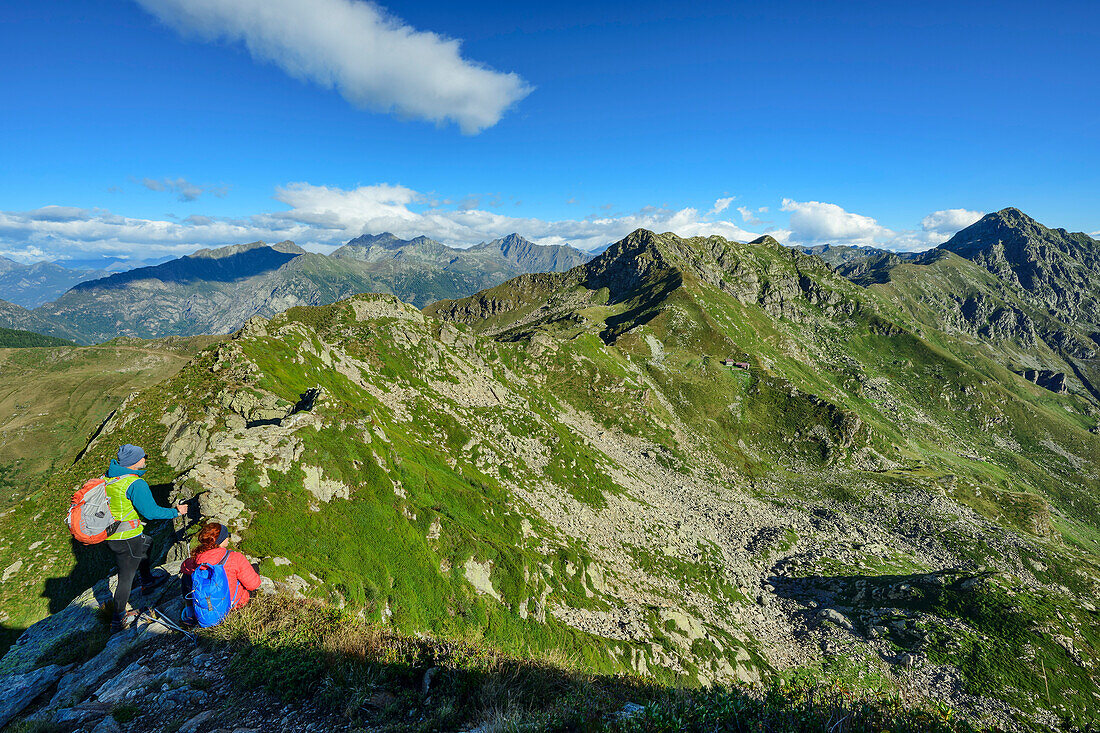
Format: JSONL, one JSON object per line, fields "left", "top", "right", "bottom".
{"left": 140, "top": 570, "right": 169, "bottom": 595}
{"left": 110, "top": 609, "right": 139, "bottom": 633}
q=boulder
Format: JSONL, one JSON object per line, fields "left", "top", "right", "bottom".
{"left": 0, "top": 583, "right": 108, "bottom": 677}
{"left": 179, "top": 709, "right": 215, "bottom": 733}
{"left": 302, "top": 465, "right": 350, "bottom": 503}
{"left": 236, "top": 315, "right": 269, "bottom": 339}
{"left": 817, "top": 608, "right": 854, "bottom": 631}
{"left": 91, "top": 661, "right": 152, "bottom": 704}
{"left": 50, "top": 624, "right": 145, "bottom": 708}
{"left": 0, "top": 664, "right": 68, "bottom": 729}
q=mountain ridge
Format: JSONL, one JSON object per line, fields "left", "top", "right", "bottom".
{"left": 938, "top": 207, "right": 1100, "bottom": 331}
{"left": 0, "top": 258, "right": 112, "bottom": 308}
{"left": 4, "top": 233, "right": 594, "bottom": 343}
{"left": 831, "top": 208, "right": 1100, "bottom": 402}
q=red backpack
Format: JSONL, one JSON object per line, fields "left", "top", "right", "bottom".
{"left": 66, "top": 477, "right": 139, "bottom": 545}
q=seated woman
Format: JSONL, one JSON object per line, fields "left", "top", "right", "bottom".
{"left": 181, "top": 522, "right": 262, "bottom": 624}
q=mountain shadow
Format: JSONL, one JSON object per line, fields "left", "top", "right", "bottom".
{"left": 68, "top": 244, "right": 303, "bottom": 290}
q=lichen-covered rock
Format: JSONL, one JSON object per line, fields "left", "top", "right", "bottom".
{"left": 350, "top": 293, "right": 426, "bottom": 323}
{"left": 0, "top": 664, "right": 68, "bottom": 729}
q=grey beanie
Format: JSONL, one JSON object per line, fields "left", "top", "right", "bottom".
{"left": 117, "top": 444, "right": 146, "bottom": 467}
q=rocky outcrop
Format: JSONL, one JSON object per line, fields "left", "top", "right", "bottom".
{"left": 1016, "top": 368, "right": 1068, "bottom": 394}
{"left": 0, "top": 664, "right": 69, "bottom": 729}
{"left": 0, "top": 556, "right": 356, "bottom": 733}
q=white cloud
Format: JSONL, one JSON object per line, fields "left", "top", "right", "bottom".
{"left": 0, "top": 190, "right": 1014, "bottom": 262}
{"left": 710, "top": 197, "right": 734, "bottom": 215}
{"left": 920, "top": 208, "right": 984, "bottom": 235}
{"left": 25, "top": 206, "right": 89, "bottom": 222}
{"left": 780, "top": 198, "right": 893, "bottom": 246}
{"left": 270, "top": 183, "right": 759, "bottom": 250}
{"left": 0, "top": 245, "right": 49, "bottom": 263}
{"left": 134, "top": 0, "right": 532, "bottom": 133}
{"left": 777, "top": 199, "right": 990, "bottom": 252}
{"left": 736, "top": 206, "right": 769, "bottom": 226}
{"left": 0, "top": 183, "right": 762, "bottom": 263}
{"left": 141, "top": 176, "right": 229, "bottom": 202}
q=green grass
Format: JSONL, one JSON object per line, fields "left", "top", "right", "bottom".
{"left": 203, "top": 594, "right": 986, "bottom": 733}
{"left": 925, "top": 579, "right": 1100, "bottom": 723}
{"left": 0, "top": 337, "right": 224, "bottom": 647}
{"left": 232, "top": 404, "right": 641, "bottom": 675}
{"left": 111, "top": 703, "right": 140, "bottom": 724}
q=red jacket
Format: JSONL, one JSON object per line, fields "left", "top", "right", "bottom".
{"left": 181, "top": 548, "right": 262, "bottom": 608}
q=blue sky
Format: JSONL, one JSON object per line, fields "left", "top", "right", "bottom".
{"left": 1, "top": 0, "right": 1098, "bottom": 261}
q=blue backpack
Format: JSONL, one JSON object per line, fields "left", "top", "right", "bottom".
{"left": 187, "top": 550, "right": 239, "bottom": 628}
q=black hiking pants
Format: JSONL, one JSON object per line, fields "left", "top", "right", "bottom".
{"left": 106, "top": 533, "right": 155, "bottom": 617}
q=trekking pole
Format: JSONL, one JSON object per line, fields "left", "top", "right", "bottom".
{"left": 138, "top": 607, "right": 197, "bottom": 643}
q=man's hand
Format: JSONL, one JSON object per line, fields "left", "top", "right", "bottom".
{"left": 176, "top": 503, "right": 188, "bottom": 516}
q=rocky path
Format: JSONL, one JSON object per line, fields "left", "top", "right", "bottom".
{"left": 1, "top": 565, "right": 356, "bottom": 733}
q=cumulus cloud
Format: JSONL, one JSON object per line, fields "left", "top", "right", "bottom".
{"left": 0, "top": 188, "right": 1017, "bottom": 262}
{"left": 710, "top": 197, "right": 734, "bottom": 215}
{"left": 920, "top": 208, "right": 984, "bottom": 235}
{"left": 134, "top": 0, "right": 532, "bottom": 133}
{"left": 141, "top": 176, "right": 229, "bottom": 202}
{"left": 0, "top": 183, "right": 763, "bottom": 263}
{"left": 777, "top": 199, "right": 989, "bottom": 252}
{"left": 0, "top": 245, "right": 49, "bottom": 263}
{"left": 736, "top": 206, "right": 769, "bottom": 226}
{"left": 780, "top": 198, "right": 894, "bottom": 246}
{"left": 269, "top": 183, "right": 759, "bottom": 250}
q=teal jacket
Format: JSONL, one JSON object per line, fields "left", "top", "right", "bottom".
{"left": 106, "top": 459, "right": 177, "bottom": 521}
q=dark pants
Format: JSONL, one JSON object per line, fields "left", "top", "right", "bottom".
{"left": 106, "top": 533, "right": 154, "bottom": 616}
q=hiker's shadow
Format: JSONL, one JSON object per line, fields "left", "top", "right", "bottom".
{"left": 42, "top": 538, "right": 113, "bottom": 614}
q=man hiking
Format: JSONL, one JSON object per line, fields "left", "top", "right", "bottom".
{"left": 104, "top": 443, "right": 186, "bottom": 632}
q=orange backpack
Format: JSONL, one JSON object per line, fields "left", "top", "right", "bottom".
{"left": 66, "top": 477, "right": 138, "bottom": 545}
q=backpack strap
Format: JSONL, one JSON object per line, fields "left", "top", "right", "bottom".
{"left": 105, "top": 475, "right": 140, "bottom": 528}
{"left": 217, "top": 549, "right": 241, "bottom": 608}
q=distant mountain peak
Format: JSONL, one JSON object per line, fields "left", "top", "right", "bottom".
{"left": 939, "top": 208, "right": 1059, "bottom": 259}
{"left": 494, "top": 232, "right": 530, "bottom": 250}
{"left": 189, "top": 240, "right": 307, "bottom": 259}
{"left": 750, "top": 235, "right": 780, "bottom": 247}
{"left": 473, "top": 232, "right": 591, "bottom": 272}
{"left": 935, "top": 207, "right": 1100, "bottom": 340}
{"left": 345, "top": 232, "right": 428, "bottom": 250}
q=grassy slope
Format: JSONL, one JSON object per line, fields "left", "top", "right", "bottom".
{"left": 863, "top": 251, "right": 1100, "bottom": 403}
{"left": 0, "top": 336, "right": 223, "bottom": 645}
{"left": 260, "top": 234, "right": 1100, "bottom": 724}
{"left": 429, "top": 231, "right": 1100, "bottom": 726}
